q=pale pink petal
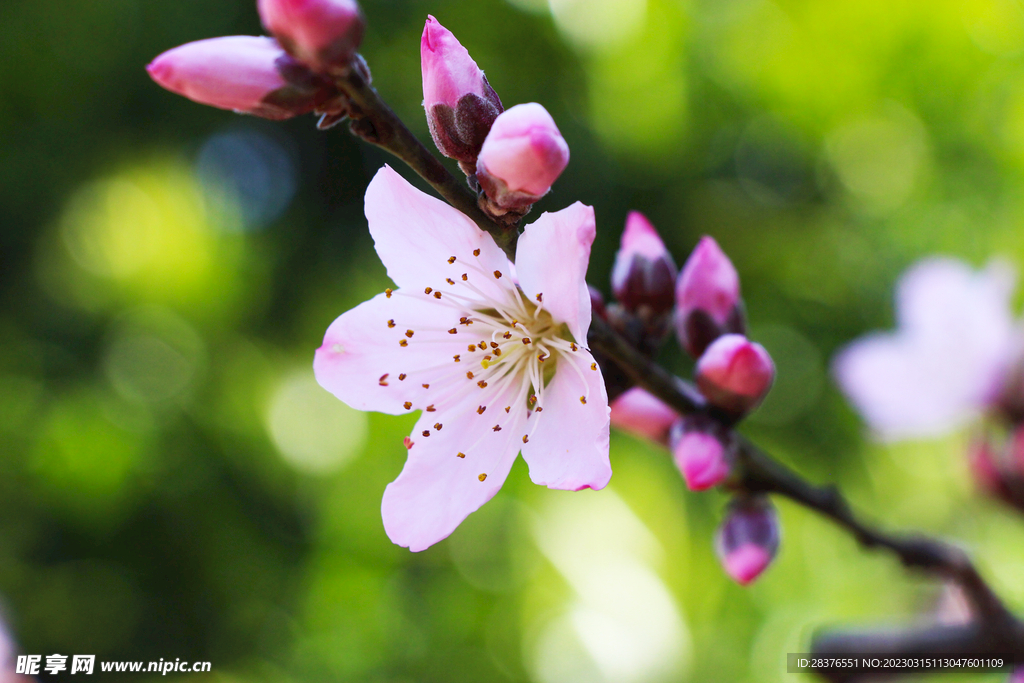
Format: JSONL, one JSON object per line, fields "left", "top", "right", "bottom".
{"left": 610, "top": 387, "right": 678, "bottom": 444}
{"left": 314, "top": 291, "right": 468, "bottom": 414}
{"left": 365, "top": 166, "right": 511, "bottom": 301}
{"left": 834, "top": 258, "right": 1017, "bottom": 441}
{"left": 515, "top": 202, "right": 596, "bottom": 343}
{"left": 382, "top": 379, "right": 530, "bottom": 551}
{"left": 520, "top": 349, "right": 611, "bottom": 491}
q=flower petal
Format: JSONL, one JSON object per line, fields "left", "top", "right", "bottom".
{"left": 365, "top": 165, "right": 510, "bottom": 300}
{"left": 515, "top": 202, "right": 596, "bottom": 343}
{"left": 314, "top": 291, "right": 469, "bottom": 414}
{"left": 381, "top": 379, "right": 530, "bottom": 551}
{"left": 520, "top": 349, "right": 611, "bottom": 491}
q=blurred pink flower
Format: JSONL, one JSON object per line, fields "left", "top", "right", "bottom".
{"left": 314, "top": 166, "right": 611, "bottom": 551}
{"left": 834, "top": 258, "right": 1016, "bottom": 441}
{"left": 610, "top": 387, "right": 678, "bottom": 445}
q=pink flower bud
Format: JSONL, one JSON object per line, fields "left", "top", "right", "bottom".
{"left": 420, "top": 16, "right": 502, "bottom": 166}
{"left": 715, "top": 497, "right": 780, "bottom": 586}
{"left": 611, "top": 212, "right": 678, "bottom": 316}
{"left": 970, "top": 430, "right": 1024, "bottom": 514}
{"left": 257, "top": 0, "right": 365, "bottom": 73}
{"left": 670, "top": 417, "right": 733, "bottom": 490}
{"left": 147, "top": 37, "right": 336, "bottom": 120}
{"left": 610, "top": 387, "right": 678, "bottom": 445}
{"left": 675, "top": 236, "right": 744, "bottom": 358}
{"left": 696, "top": 334, "right": 775, "bottom": 416}
{"left": 476, "top": 103, "right": 570, "bottom": 212}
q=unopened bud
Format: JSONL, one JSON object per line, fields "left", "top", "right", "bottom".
{"left": 610, "top": 388, "right": 678, "bottom": 446}
{"left": 421, "top": 16, "right": 502, "bottom": 167}
{"left": 147, "top": 37, "right": 337, "bottom": 120}
{"left": 969, "top": 430, "right": 1024, "bottom": 513}
{"left": 589, "top": 285, "right": 607, "bottom": 321}
{"left": 670, "top": 416, "right": 733, "bottom": 490}
{"left": 715, "top": 496, "right": 780, "bottom": 586}
{"left": 257, "top": 0, "right": 365, "bottom": 73}
{"left": 696, "top": 334, "right": 774, "bottom": 416}
{"left": 477, "top": 103, "right": 569, "bottom": 214}
{"left": 611, "top": 212, "right": 678, "bottom": 316}
{"left": 676, "top": 236, "right": 744, "bottom": 358}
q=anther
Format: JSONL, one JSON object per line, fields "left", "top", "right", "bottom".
{"left": 493, "top": 348, "right": 502, "bottom": 356}
{"left": 536, "top": 293, "right": 543, "bottom": 302}
{"left": 386, "top": 288, "right": 393, "bottom": 298}
{"left": 399, "top": 339, "right": 408, "bottom": 347}
{"left": 422, "top": 430, "right": 430, "bottom": 437}
{"left": 433, "top": 291, "right": 442, "bottom": 299}
{"left": 448, "top": 256, "right": 456, "bottom": 264}
{"left": 399, "top": 373, "right": 407, "bottom": 380}
{"left": 522, "top": 337, "right": 532, "bottom": 345}
{"left": 434, "top": 423, "right": 442, "bottom": 431}
{"left": 426, "top": 404, "right": 436, "bottom": 412}
{"left": 457, "top": 452, "right": 466, "bottom": 458}
{"left": 504, "top": 406, "right": 510, "bottom": 413}
{"left": 449, "top": 328, "right": 457, "bottom": 334}
{"left": 404, "top": 437, "right": 413, "bottom": 449}
{"left": 422, "top": 383, "right": 430, "bottom": 389}
{"left": 468, "top": 344, "right": 477, "bottom": 352}
{"left": 522, "top": 435, "right": 529, "bottom": 443}
{"left": 591, "top": 363, "right": 597, "bottom": 371}
{"left": 478, "top": 473, "right": 487, "bottom": 481}
{"left": 529, "top": 395, "right": 537, "bottom": 405}
{"left": 494, "top": 270, "right": 502, "bottom": 279}
{"left": 379, "top": 373, "right": 389, "bottom": 386}
{"left": 424, "top": 287, "right": 432, "bottom": 295}
{"left": 477, "top": 406, "right": 486, "bottom": 414}
{"left": 405, "top": 330, "right": 414, "bottom": 338}
{"left": 446, "top": 278, "right": 455, "bottom": 285}
{"left": 461, "top": 273, "right": 468, "bottom": 281}
{"left": 535, "top": 406, "right": 543, "bottom": 412}
{"left": 579, "top": 396, "right": 587, "bottom": 405}
{"left": 538, "top": 353, "right": 547, "bottom": 362}
{"left": 492, "top": 425, "right": 501, "bottom": 432}
{"left": 503, "top": 332, "right": 512, "bottom": 339}
{"left": 570, "top": 342, "right": 577, "bottom": 351}
{"left": 466, "top": 371, "right": 475, "bottom": 379}
{"left": 403, "top": 401, "right": 412, "bottom": 410}
{"left": 490, "top": 342, "right": 499, "bottom": 349}
{"left": 477, "top": 380, "right": 488, "bottom": 388}
{"left": 453, "top": 355, "right": 461, "bottom": 362}
{"left": 478, "top": 342, "right": 487, "bottom": 350}
{"left": 387, "top": 319, "right": 395, "bottom": 328}
{"left": 473, "top": 249, "right": 481, "bottom": 256}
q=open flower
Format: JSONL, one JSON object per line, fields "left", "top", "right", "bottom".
{"left": 314, "top": 166, "right": 611, "bottom": 551}
{"left": 834, "top": 258, "right": 1017, "bottom": 441}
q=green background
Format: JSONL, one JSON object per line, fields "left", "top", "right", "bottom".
{"left": 1, "top": 0, "right": 1022, "bottom": 680}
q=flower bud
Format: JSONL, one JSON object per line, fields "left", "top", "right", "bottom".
{"left": 610, "top": 387, "right": 678, "bottom": 445}
{"left": 715, "top": 496, "right": 780, "bottom": 586}
{"left": 675, "top": 236, "right": 744, "bottom": 358}
{"left": 696, "top": 334, "right": 774, "bottom": 416}
{"left": 476, "top": 103, "right": 569, "bottom": 213}
{"left": 421, "top": 16, "right": 502, "bottom": 167}
{"left": 147, "top": 37, "right": 337, "bottom": 120}
{"left": 257, "top": 0, "right": 365, "bottom": 73}
{"left": 670, "top": 416, "right": 733, "bottom": 490}
{"left": 969, "top": 430, "right": 1024, "bottom": 514}
{"left": 589, "top": 285, "right": 607, "bottom": 321}
{"left": 611, "top": 212, "right": 678, "bottom": 316}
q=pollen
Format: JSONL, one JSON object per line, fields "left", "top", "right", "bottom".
{"left": 386, "top": 288, "right": 393, "bottom": 298}
{"left": 424, "top": 287, "right": 433, "bottom": 295}
{"left": 468, "top": 344, "right": 477, "bottom": 352}
{"left": 478, "top": 341, "right": 487, "bottom": 350}
{"left": 591, "top": 362, "right": 597, "bottom": 371}
{"left": 448, "top": 256, "right": 456, "bottom": 264}
{"left": 477, "top": 406, "right": 486, "bottom": 414}
{"left": 460, "top": 316, "right": 471, "bottom": 325}
{"left": 478, "top": 473, "right": 487, "bottom": 481}
{"left": 404, "top": 437, "right": 413, "bottom": 449}
{"left": 403, "top": 401, "right": 412, "bottom": 410}
{"left": 494, "top": 270, "right": 502, "bottom": 279}
{"left": 434, "top": 423, "right": 443, "bottom": 431}
{"left": 535, "top": 406, "right": 543, "bottom": 412}
{"left": 387, "top": 319, "right": 395, "bottom": 328}
{"left": 504, "top": 406, "right": 510, "bottom": 413}
{"left": 399, "top": 339, "right": 408, "bottom": 347}
{"left": 477, "top": 380, "right": 488, "bottom": 388}
{"left": 503, "top": 332, "right": 512, "bottom": 339}
{"left": 473, "top": 249, "right": 481, "bottom": 256}
{"left": 446, "top": 278, "right": 455, "bottom": 285}
{"left": 426, "top": 404, "right": 436, "bottom": 412}
{"left": 461, "top": 273, "right": 468, "bottom": 281}
{"left": 405, "top": 330, "right": 414, "bottom": 338}
{"left": 422, "top": 430, "right": 430, "bottom": 437}
{"left": 570, "top": 342, "right": 577, "bottom": 351}
{"left": 522, "top": 435, "right": 529, "bottom": 443}
{"left": 449, "top": 328, "right": 457, "bottom": 334}
{"left": 379, "top": 374, "right": 389, "bottom": 386}
{"left": 536, "top": 293, "right": 543, "bottom": 302}
{"left": 433, "top": 291, "right": 442, "bottom": 299}
{"left": 457, "top": 452, "right": 466, "bottom": 458}
{"left": 466, "top": 371, "right": 475, "bottom": 379}
{"left": 399, "top": 373, "right": 407, "bottom": 380}
{"left": 529, "top": 395, "right": 537, "bottom": 405}
{"left": 490, "top": 342, "right": 499, "bottom": 349}
{"left": 522, "top": 337, "right": 532, "bottom": 345}
{"left": 492, "top": 425, "right": 501, "bottom": 432}
{"left": 493, "top": 348, "right": 502, "bottom": 356}
{"left": 422, "top": 383, "right": 430, "bottom": 389}
{"left": 453, "top": 355, "right": 461, "bottom": 362}
{"left": 580, "top": 396, "right": 587, "bottom": 405}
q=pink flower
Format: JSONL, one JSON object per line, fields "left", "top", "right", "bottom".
{"left": 715, "top": 497, "right": 780, "bottom": 585}
{"left": 610, "top": 387, "right": 678, "bottom": 445}
{"left": 476, "top": 103, "right": 570, "bottom": 210}
{"left": 420, "top": 16, "right": 502, "bottom": 164}
{"left": 611, "top": 212, "right": 677, "bottom": 315}
{"left": 834, "top": 258, "right": 1016, "bottom": 441}
{"left": 257, "top": 0, "right": 364, "bottom": 72}
{"left": 695, "top": 334, "right": 775, "bottom": 416}
{"left": 675, "top": 236, "right": 743, "bottom": 358}
{"left": 314, "top": 166, "right": 611, "bottom": 551}
{"left": 670, "top": 418, "right": 732, "bottom": 490}
{"left": 147, "top": 36, "right": 334, "bottom": 120}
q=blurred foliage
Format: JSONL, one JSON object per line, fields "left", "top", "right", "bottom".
{"left": 2, "top": 0, "right": 1024, "bottom": 681}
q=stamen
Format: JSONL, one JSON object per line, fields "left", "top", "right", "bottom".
{"left": 478, "top": 473, "right": 487, "bottom": 481}
{"left": 461, "top": 273, "right": 468, "bottom": 281}
{"left": 449, "top": 328, "right": 457, "bottom": 334}
{"left": 494, "top": 348, "right": 502, "bottom": 356}
{"left": 505, "top": 406, "right": 510, "bottom": 413}
{"left": 478, "top": 380, "right": 488, "bottom": 388}
{"left": 538, "top": 353, "right": 548, "bottom": 362}
{"left": 522, "top": 337, "right": 532, "bottom": 345}
{"left": 522, "top": 435, "right": 529, "bottom": 443}
{"left": 422, "top": 430, "right": 431, "bottom": 437}
{"left": 446, "top": 278, "right": 455, "bottom": 285}
{"left": 424, "top": 287, "right": 432, "bottom": 295}
{"left": 473, "top": 249, "right": 481, "bottom": 256}
{"left": 591, "top": 363, "right": 597, "bottom": 371}
{"left": 399, "top": 373, "right": 407, "bottom": 380}
{"left": 536, "top": 293, "right": 543, "bottom": 302}
{"left": 399, "top": 340, "right": 408, "bottom": 347}
{"left": 386, "top": 288, "right": 393, "bottom": 298}
{"left": 477, "top": 406, "right": 486, "bottom": 414}
{"left": 468, "top": 344, "right": 477, "bottom": 352}
{"left": 490, "top": 342, "right": 499, "bottom": 349}
{"left": 433, "top": 291, "right": 442, "bottom": 299}
{"left": 466, "top": 371, "right": 475, "bottom": 379}
{"left": 405, "top": 330, "right": 414, "bottom": 338}
{"left": 503, "top": 332, "right": 512, "bottom": 339}
{"left": 387, "top": 319, "right": 395, "bottom": 328}
{"left": 426, "top": 404, "right": 436, "bottom": 412}
{"left": 453, "top": 355, "right": 461, "bottom": 362}
{"left": 403, "top": 401, "right": 412, "bottom": 410}
{"left": 448, "top": 256, "right": 456, "bottom": 264}
{"left": 535, "top": 406, "right": 543, "bottom": 412}
{"left": 478, "top": 342, "right": 487, "bottom": 350}
{"left": 580, "top": 396, "right": 587, "bottom": 404}
{"left": 434, "top": 423, "right": 443, "bottom": 431}
{"left": 494, "top": 270, "right": 502, "bottom": 279}
{"left": 379, "top": 374, "right": 389, "bottom": 386}
{"left": 422, "top": 383, "right": 430, "bottom": 389}
{"left": 570, "top": 342, "right": 577, "bottom": 351}
{"left": 529, "top": 395, "right": 537, "bottom": 406}
{"left": 457, "top": 452, "right": 466, "bottom": 458}
{"left": 492, "top": 425, "right": 501, "bottom": 432}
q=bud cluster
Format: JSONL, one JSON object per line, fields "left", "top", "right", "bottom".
{"left": 606, "top": 229, "right": 778, "bottom": 584}
{"left": 147, "top": 0, "right": 365, "bottom": 121}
